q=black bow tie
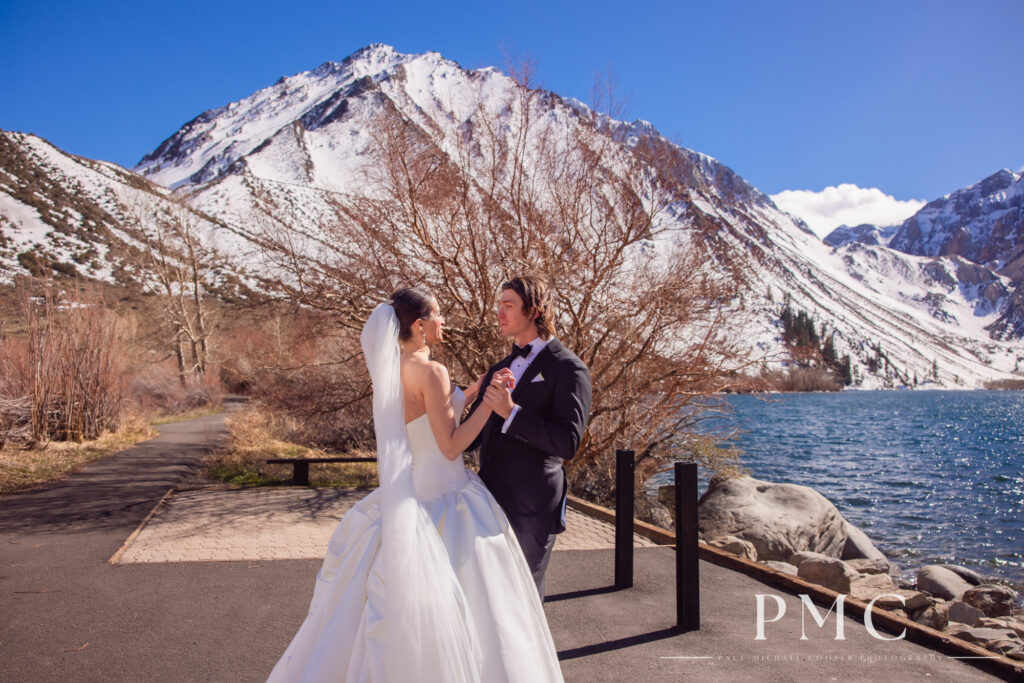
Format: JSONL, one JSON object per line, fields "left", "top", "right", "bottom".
{"left": 512, "top": 343, "right": 532, "bottom": 359}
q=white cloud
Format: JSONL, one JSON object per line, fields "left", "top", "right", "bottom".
{"left": 770, "top": 184, "right": 926, "bottom": 238}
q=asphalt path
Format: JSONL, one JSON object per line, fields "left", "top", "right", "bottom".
{"left": 0, "top": 403, "right": 1012, "bottom": 682}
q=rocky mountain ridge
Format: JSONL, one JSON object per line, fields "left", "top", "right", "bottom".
{"left": 825, "top": 169, "right": 1024, "bottom": 340}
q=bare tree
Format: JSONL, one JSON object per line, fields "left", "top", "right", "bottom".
{"left": 249, "top": 67, "right": 756, "bottom": 503}
{"left": 122, "top": 195, "right": 220, "bottom": 386}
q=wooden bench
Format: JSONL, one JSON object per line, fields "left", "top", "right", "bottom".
{"left": 265, "top": 457, "right": 377, "bottom": 485}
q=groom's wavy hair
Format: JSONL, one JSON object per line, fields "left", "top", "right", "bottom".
{"left": 389, "top": 287, "right": 435, "bottom": 342}
{"left": 502, "top": 276, "right": 555, "bottom": 340}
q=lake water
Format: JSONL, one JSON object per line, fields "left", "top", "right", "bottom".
{"left": 678, "top": 390, "right": 1024, "bottom": 590}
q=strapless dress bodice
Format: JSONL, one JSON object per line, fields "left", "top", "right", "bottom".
{"left": 406, "top": 387, "right": 470, "bottom": 500}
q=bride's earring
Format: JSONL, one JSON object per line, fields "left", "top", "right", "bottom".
{"left": 421, "top": 325, "right": 427, "bottom": 347}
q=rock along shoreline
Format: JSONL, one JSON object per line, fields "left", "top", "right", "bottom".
{"left": 670, "top": 475, "right": 1024, "bottom": 662}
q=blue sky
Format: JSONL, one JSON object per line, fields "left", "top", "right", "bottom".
{"left": 1, "top": 0, "right": 1021, "bottom": 229}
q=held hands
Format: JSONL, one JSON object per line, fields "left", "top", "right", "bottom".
{"left": 483, "top": 368, "right": 516, "bottom": 419}
{"left": 465, "top": 369, "right": 514, "bottom": 404}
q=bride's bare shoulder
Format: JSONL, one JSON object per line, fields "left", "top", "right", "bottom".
{"left": 401, "top": 355, "right": 449, "bottom": 388}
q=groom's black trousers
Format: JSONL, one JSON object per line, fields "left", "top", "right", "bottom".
{"left": 514, "top": 528, "right": 557, "bottom": 601}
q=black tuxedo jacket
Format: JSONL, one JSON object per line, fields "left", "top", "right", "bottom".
{"left": 466, "top": 338, "right": 592, "bottom": 534}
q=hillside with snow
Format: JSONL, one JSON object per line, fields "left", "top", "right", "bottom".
{"left": 0, "top": 130, "right": 254, "bottom": 298}
{"left": 0, "top": 130, "right": 159, "bottom": 284}
{"left": 2, "top": 45, "right": 1020, "bottom": 389}
{"left": 827, "top": 169, "right": 1024, "bottom": 341}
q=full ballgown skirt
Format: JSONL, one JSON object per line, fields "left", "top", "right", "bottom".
{"left": 268, "top": 389, "right": 563, "bottom": 682}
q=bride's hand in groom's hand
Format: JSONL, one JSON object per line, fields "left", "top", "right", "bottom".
{"left": 483, "top": 381, "right": 515, "bottom": 419}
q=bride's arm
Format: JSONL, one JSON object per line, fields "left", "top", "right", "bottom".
{"left": 422, "top": 363, "right": 494, "bottom": 461}
{"left": 462, "top": 373, "right": 485, "bottom": 405}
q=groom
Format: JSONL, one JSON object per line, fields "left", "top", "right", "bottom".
{"left": 467, "top": 275, "right": 592, "bottom": 599}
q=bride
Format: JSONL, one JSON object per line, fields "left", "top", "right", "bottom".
{"left": 267, "top": 288, "right": 564, "bottom": 682}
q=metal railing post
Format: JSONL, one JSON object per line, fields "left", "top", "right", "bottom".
{"left": 614, "top": 449, "right": 635, "bottom": 589}
{"left": 675, "top": 461, "right": 700, "bottom": 630}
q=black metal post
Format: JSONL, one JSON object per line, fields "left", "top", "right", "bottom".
{"left": 614, "top": 449, "right": 635, "bottom": 589}
{"left": 675, "top": 462, "right": 700, "bottom": 630}
{"left": 295, "top": 462, "right": 310, "bottom": 486}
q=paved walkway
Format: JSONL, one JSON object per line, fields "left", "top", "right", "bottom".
{"left": 0, "top": 404, "right": 1014, "bottom": 682}
{"left": 112, "top": 486, "right": 657, "bottom": 563}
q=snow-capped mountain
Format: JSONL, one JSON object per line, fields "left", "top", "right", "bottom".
{"left": 3, "top": 45, "right": 1019, "bottom": 388}
{"left": 889, "top": 169, "right": 1023, "bottom": 279}
{"left": 886, "top": 169, "right": 1024, "bottom": 340}
{"left": 136, "top": 48, "right": 409, "bottom": 190}
{"left": 130, "top": 44, "right": 1020, "bottom": 388}
{"left": 823, "top": 169, "right": 1024, "bottom": 341}
{"left": 0, "top": 130, "right": 251, "bottom": 296}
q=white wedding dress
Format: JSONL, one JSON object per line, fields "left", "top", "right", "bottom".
{"left": 267, "top": 388, "right": 563, "bottom": 682}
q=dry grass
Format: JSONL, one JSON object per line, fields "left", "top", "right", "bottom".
{"left": 206, "top": 406, "right": 378, "bottom": 488}
{"left": 0, "top": 413, "right": 157, "bottom": 495}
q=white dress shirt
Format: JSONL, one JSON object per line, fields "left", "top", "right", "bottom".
{"left": 501, "top": 336, "right": 552, "bottom": 433}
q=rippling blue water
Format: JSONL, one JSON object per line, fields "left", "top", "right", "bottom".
{"left": 678, "top": 391, "right": 1024, "bottom": 588}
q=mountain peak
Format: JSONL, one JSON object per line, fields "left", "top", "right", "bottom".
{"left": 974, "top": 167, "right": 1019, "bottom": 196}
{"left": 888, "top": 166, "right": 1024, "bottom": 277}
{"left": 823, "top": 223, "right": 898, "bottom": 248}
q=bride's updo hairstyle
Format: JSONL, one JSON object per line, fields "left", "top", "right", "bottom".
{"left": 389, "top": 287, "right": 435, "bottom": 342}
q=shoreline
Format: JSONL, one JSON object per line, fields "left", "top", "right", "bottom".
{"left": 693, "top": 391, "right": 1024, "bottom": 591}
{"left": 642, "top": 473, "right": 1024, "bottom": 595}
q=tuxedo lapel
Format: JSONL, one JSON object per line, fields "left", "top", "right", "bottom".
{"left": 511, "top": 341, "right": 559, "bottom": 402}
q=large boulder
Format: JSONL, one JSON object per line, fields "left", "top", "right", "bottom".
{"left": 917, "top": 565, "right": 973, "bottom": 600}
{"left": 698, "top": 476, "right": 883, "bottom": 562}
{"left": 761, "top": 560, "right": 799, "bottom": 575}
{"left": 962, "top": 584, "right": 1019, "bottom": 618}
{"left": 949, "top": 626, "right": 1023, "bottom": 649}
{"left": 871, "top": 590, "right": 932, "bottom": 612}
{"left": 977, "top": 618, "right": 1024, "bottom": 639}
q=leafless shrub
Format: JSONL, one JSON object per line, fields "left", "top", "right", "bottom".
{"left": 217, "top": 310, "right": 372, "bottom": 451}
{"left": 248, "top": 67, "right": 756, "bottom": 504}
{"left": 758, "top": 366, "right": 843, "bottom": 392}
{"left": 131, "top": 357, "right": 224, "bottom": 415}
{"left": 0, "top": 282, "right": 127, "bottom": 444}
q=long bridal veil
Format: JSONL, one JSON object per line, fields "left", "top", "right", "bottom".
{"left": 359, "top": 303, "right": 482, "bottom": 682}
